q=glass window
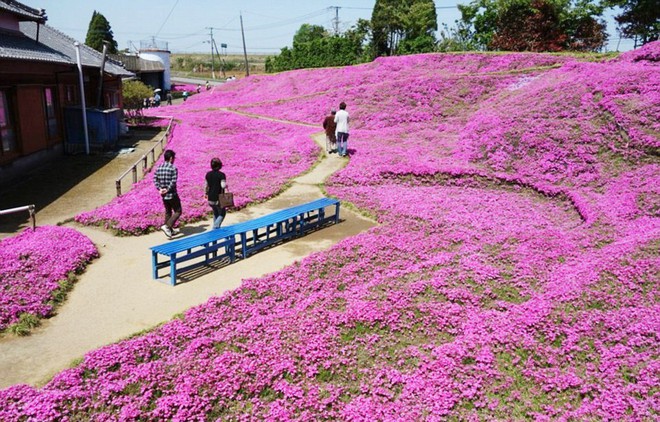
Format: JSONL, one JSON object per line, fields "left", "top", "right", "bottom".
{"left": 44, "top": 87, "right": 58, "bottom": 139}
{"left": 0, "top": 90, "right": 17, "bottom": 154}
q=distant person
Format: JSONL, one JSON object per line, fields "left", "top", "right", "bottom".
{"left": 205, "top": 157, "right": 228, "bottom": 229}
{"left": 205, "top": 80, "right": 211, "bottom": 90}
{"left": 153, "top": 92, "right": 161, "bottom": 107}
{"left": 166, "top": 90, "right": 172, "bottom": 106}
{"left": 153, "top": 149, "right": 181, "bottom": 239}
{"left": 334, "top": 101, "right": 350, "bottom": 157}
{"left": 322, "top": 109, "right": 337, "bottom": 154}
{"left": 196, "top": 84, "right": 202, "bottom": 94}
{"left": 182, "top": 90, "right": 189, "bottom": 101}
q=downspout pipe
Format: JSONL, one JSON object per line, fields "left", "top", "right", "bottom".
{"left": 97, "top": 41, "right": 109, "bottom": 108}
{"left": 74, "top": 42, "right": 90, "bottom": 155}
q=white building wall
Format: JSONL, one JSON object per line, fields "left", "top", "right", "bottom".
{"left": 138, "top": 50, "right": 171, "bottom": 90}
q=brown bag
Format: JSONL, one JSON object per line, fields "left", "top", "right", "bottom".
{"left": 218, "top": 192, "right": 234, "bottom": 208}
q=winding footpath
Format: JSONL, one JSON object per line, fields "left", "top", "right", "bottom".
{"left": 0, "top": 131, "right": 376, "bottom": 389}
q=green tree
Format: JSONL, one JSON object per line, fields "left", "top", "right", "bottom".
{"left": 604, "top": 0, "right": 659, "bottom": 47}
{"left": 85, "top": 11, "right": 118, "bottom": 54}
{"left": 371, "top": 0, "right": 437, "bottom": 56}
{"left": 458, "top": 0, "right": 607, "bottom": 52}
{"left": 292, "top": 24, "right": 327, "bottom": 46}
{"left": 265, "top": 23, "right": 369, "bottom": 73}
{"left": 121, "top": 80, "right": 153, "bottom": 122}
{"left": 437, "top": 21, "right": 480, "bottom": 52}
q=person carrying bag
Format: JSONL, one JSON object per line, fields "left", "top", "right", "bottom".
{"left": 204, "top": 157, "right": 231, "bottom": 229}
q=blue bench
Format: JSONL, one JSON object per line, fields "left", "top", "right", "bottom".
{"left": 150, "top": 197, "right": 340, "bottom": 285}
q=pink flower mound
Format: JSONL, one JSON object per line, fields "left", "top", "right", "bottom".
{"left": 2, "top": 184, "right": 657, "bottom": 420}
{"left": 170, "top": 83, "right": 196, "bottom": 92}
{"left": 1, "top": 51, "right": 658, "bottom": 419}
{"left": 617, "top": 40, "right": 660, "bottom": 63}
{"left": 0, "top": 226, "right": 98, "bottom": 331}
{"left": 75, "top": 110, "right": 319, "bottom": 234}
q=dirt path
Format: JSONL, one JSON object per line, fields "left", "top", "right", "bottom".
{"left": 0, "top": 132, "right": 376, "bottom": 388}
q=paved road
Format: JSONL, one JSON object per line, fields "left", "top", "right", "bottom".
{"left": 171, "top": 76, "right": 226, "bottom": 87}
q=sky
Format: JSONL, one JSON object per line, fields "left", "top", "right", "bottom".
{"left": 20, "top": 0, "right": 636, "bottom": 55}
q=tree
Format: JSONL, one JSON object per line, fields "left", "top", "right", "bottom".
{"left": 292, "top": 24, "right": 327, "bottom": 46}
{"left": 437, "top": 22, "right": 480, "bottom": 52}
{"left": 605, "top": 0, "right": 659, "bottom": 47}
{"left": 85, "top": 11, "right": 118, "bottom": 54}
{"left": 121, "top": 80, "right": 153, "bottom": 122}
{"left": 490, "top": 0, "right": 567, "bottom": 51}
{"left": 458, "top": 0, "right": 607, "bottom": 52}
{"left": 371, "top": 0, "right": 437, "bottom": 56}
{"left": 265, "top": 23, "right": 369, "bottom": 73}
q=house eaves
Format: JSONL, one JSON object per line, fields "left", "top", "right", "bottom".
{"left": 108, "top": 54, "right": 165, "bottom": 73}
{"left": 15, "top": 21, "right": 134, "bottom": 77}
{"left": 0, "top": 28, "right": 71, "bottom": 64}
{"left": 0, "top": 0, "right": 46, "bottom": 23}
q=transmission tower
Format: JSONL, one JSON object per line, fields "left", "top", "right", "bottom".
{"left": 331, "top": 6, "right": 340, "bottom": 35}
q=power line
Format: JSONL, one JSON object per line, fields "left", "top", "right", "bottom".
{"left": 155, "top": 0, "right": 180, "bottom": 37}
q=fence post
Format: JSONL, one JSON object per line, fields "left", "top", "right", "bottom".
{"left": 28, "top": 204, "right": 36, "bottom": 230}
{"left": 0, "top": 205, "right": 37, "bottom": 231}
{"left": 114, "top": 117, "right": 174, "bottom": 197}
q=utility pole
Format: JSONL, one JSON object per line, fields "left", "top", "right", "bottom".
{"left": 212, "top": 39, "right": 226, "bottom": 78}
{"left": 240, "top": 13, "right": 249, "bottom": 77}
{"left": 206, "top": 27, "right": 216, "bottom": 79}
{"left": 331, "top": 6, "right": 340, "bottom": 35}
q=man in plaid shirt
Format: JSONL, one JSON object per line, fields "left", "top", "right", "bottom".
{"left": 154, "top": 149, "right": 182, "bottom": 238}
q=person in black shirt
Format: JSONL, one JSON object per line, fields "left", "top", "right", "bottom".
{"left": 205, "top": 157, "right": 227, "bottom": 229}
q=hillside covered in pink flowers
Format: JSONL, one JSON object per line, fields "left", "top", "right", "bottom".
{"left": 1, "top": 43, "right": 658, "bottom": 420}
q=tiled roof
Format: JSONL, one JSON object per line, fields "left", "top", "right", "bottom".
{"left": 108, "top": 54, "right": 165, "bottom": 72}
{"left": 0, "top": 0, "right": 46, "bottom": 22}
{"left": 12, "top": 21, "right": 134, "bottom": 76}
{"left": 0, "top": 28, "right": 71, "bottom": 64}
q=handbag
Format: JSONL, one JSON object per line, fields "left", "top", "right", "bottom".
{"left": 218, "top": 191, "right": 234, "bottom": 208}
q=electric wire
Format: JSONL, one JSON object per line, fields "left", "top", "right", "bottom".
{"left": 155, "top": 0, "right": 180, "bottom": 37}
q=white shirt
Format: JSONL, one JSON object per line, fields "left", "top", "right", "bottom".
{"left": 334, "top": 109, "right": 349, "bottom": 133}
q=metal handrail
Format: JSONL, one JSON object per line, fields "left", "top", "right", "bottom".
{"left": 115, "top": 117, "right": 175, "bottom": 196}
{"left": 0, "top": 204, "right": 36, "bottom": 230}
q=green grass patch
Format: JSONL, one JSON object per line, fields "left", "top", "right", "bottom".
{"left": 8, "top": 313, "right": 41, "bottom": 336}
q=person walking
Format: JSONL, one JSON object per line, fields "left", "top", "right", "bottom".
{"left": 165, "top": 90, "right": 172, "bottom": 106}
{"left": 154, "top": 150, "right": 182, "bottom": 238}
{"left": 334, "top": 102, "right": 350, "bottom": 157}
{"left": 322, "top": 109, "right": 337, "bottom": 154}
{"left": 204, "top": 157, "right": 228, "bottom": 229}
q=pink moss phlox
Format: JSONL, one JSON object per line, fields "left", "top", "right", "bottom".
{"left": 1, "top": 49, "right": 658, "bottom": 419}
{"left": 0, "top": 226, "right": 98, "bottom": 330}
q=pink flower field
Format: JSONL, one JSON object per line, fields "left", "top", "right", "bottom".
{"left": 75, "top": 111, "right": 319, "bottom": 234}
{"left": 0, "top": 43, "right": 658, "bottom": 419}
{"left": 0, "top": 226, "right": 98, "bottom": 332}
